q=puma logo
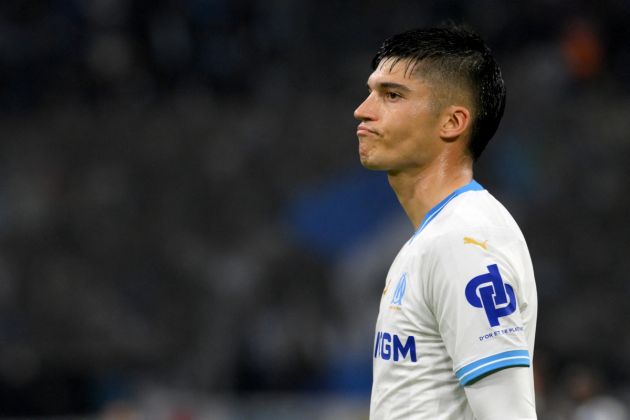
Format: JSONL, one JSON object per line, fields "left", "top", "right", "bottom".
{"left": 464, "top": 237, "right": 488, "bottom": 250}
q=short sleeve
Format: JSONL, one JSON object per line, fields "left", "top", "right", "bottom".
{"left": 427, "top": 231, "right": 531, "bottom": 386}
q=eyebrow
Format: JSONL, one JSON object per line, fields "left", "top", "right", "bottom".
{"left": 368, "top": 81, "right": 412, "bottom": 93}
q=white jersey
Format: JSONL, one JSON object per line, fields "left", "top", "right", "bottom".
{"left": 370, "top": 180, "right": 537, "bottom": 420}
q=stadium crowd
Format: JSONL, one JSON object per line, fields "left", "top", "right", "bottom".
{"left": 0, "top": 0, "right": 629, "bottom": 418}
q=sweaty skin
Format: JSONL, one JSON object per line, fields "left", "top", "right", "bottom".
{"left": 354, "top": 58, "right": 473, "bottom": 230}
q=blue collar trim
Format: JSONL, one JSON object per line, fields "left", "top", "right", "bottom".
{"left": 412, "top": 180, "right": 484, "bottom": 239}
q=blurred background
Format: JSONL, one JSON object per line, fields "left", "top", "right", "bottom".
{"left": 0, "top": 0, "right": 629, "bottom": 418}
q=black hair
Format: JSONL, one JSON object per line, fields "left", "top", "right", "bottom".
{"left": 371, "top": 25, "right": 506, "bottom": 160}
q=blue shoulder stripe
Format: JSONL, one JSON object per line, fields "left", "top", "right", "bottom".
{"left": 456, "top": 350, "right": 530, "bottom": 386}
{"left": 411, "top": 180, "right": 484, "bottom": 240}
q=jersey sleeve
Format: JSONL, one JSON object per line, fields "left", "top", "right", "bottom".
{"left": 464, "top": 366, "right": 537, "bottom": 419}
{"left": 426, "top": 230, "right": 533, "bottom": 386}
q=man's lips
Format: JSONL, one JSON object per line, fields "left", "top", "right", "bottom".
{"left": 357, "top": 124, "right": 378, "bottom": 136}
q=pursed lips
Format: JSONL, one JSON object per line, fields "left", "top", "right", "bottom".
{"left": 357, "top": 124, "right": 379, "bottom": 136}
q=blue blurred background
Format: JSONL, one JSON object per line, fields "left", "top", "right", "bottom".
{"left": 1, "top": 0, "right": 629, "bottom": 418}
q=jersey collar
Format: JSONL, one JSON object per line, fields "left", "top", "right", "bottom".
{"left": 412, "top": 180, "right": 484, "bottom": 238}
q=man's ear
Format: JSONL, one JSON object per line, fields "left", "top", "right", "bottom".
{"left": 439, "top": 105, "right": 471, "bottom": 141}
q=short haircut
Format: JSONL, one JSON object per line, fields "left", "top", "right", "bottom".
{"left": 371, "top": 25, "right": 506, "bottom": 161}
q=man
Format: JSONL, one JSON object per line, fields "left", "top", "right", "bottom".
{"left": 354, "top": 26, "right": 538, "bottom": 419}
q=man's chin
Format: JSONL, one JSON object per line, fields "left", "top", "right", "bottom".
{"left": 359, "top": 158, "right": 387, "bottom": 171}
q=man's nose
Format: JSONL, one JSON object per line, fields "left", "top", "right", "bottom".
{"left": 354, "top": 94, "right": 376, "bottom": 121}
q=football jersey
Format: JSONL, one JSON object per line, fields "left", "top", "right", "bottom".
{"left": 370, "top": 180, "right": 537, "bottom": 420}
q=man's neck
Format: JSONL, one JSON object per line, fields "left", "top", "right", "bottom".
{"left": 387, "top": 158, "right": 473, "bottom": 230}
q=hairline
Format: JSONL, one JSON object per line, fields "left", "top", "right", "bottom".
{"left": 376, "top": 56, "right": 477, "bottom": 117}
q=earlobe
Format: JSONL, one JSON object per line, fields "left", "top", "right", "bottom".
{"left": 440, "top": 106, "right": 471, "bottom": 141}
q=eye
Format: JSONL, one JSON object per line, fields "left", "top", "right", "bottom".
{"left": 385, "top": 91, "right": 401, "bottom": 100}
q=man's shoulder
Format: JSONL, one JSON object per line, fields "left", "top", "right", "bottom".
{"left": 409, "top": 190, "right": 525, "bottom": 254}
{"left": 438, "top": 189, "right": 521, "bottom": 233}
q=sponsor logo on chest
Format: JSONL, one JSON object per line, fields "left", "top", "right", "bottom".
{"left": 373, "top": 331, "right": 417, "bottom": 362}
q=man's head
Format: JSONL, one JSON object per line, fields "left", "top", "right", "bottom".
{"left": 356, "top": 25, "right": 505, "bottom": 166}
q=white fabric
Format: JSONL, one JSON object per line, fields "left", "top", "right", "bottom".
{"left": 465, "top": 366, "right": 537, "bottom": 419}
{"left": 370, "top": 185, "right": 537, "bottom": 420}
